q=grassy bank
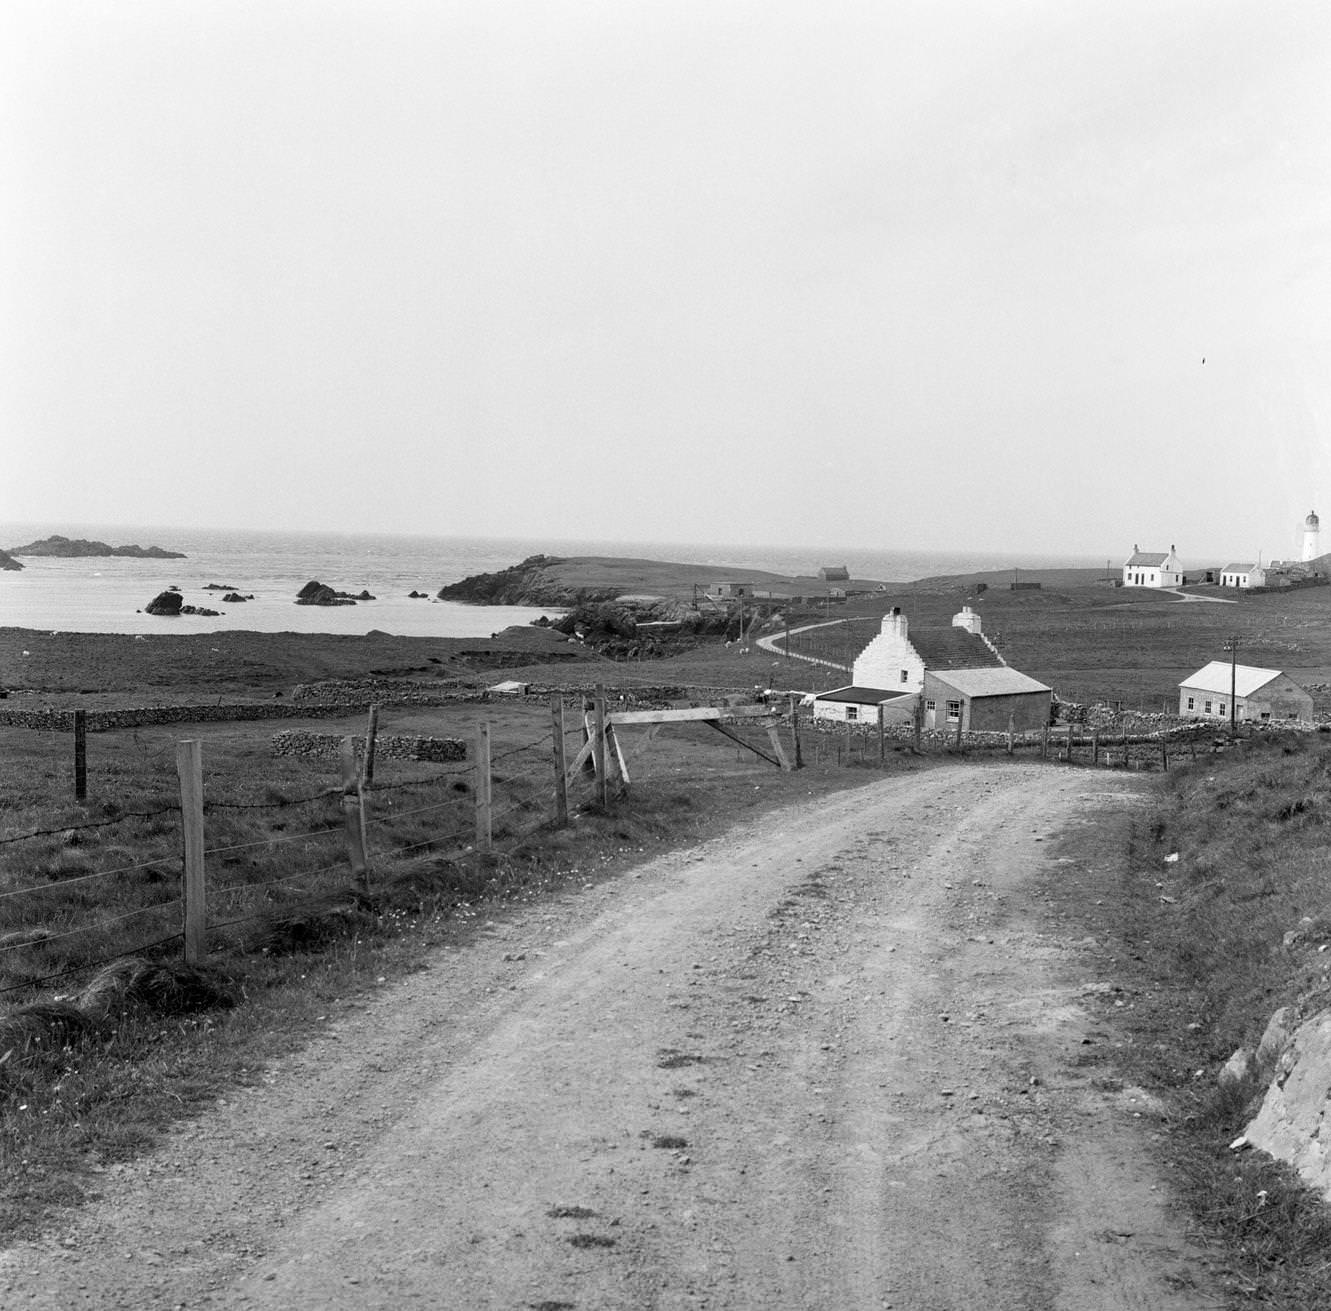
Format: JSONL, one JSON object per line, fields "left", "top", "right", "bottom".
{"left": 1060, "top": 731, "right": 1331, "bottom": 1306}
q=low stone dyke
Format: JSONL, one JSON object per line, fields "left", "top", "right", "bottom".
{"left": 0, "top": 703, "right": 378, "bottom": 733}
{"left": 271, "top": 730, "right": 467, "bottom": 764}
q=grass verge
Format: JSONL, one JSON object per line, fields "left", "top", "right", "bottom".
{"left": 1050, "top": 729, "right": 1331, "bottom": 1307}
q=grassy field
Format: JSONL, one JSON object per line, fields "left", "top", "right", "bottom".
{"left": 788, "top": 579, "right": 1331, "bottom": 711}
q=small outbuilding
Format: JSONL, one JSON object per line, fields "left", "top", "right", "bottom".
{"left": 811, "top": 686, "right": 916, "bottom": 727}
{"left": 1219, "top": 563, "right": 1266, "bottom": 589}
{"left": 1178, "top": 662, "right": 1312, "bottom": 723}
{"left": 819, "top": 565, "right": 850, "bottom": 581}
{"left": 922, "top": 667, "right": 1052, "bottom": 732}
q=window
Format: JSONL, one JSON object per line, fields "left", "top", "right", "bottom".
{"left": 1186, "top": 697, "right": 1195, "bottom": 710}
{"left": 945, "top": 700, "right": 961, "bottom": 722}
{"left": 846, "top": 705, "right": 859, "bottom": 722}
{"left": 1260, "top": 712, "right": 1271, "bottom": 721}
{"left": 1219, "top": 703, "right": 1226, "bottom": 715}
{"left": 900, "top": 669, "right": 909, "bottom": 683}
{"left": 1204, "top": 700, "right": 1212, "bottom": 714}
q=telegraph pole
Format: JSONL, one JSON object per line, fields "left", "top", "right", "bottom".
{"left": 1222, "top": 635, "right": 1239, "bottom": 740}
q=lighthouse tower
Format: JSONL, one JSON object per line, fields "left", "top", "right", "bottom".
{"left": 1302, "top": 510, "right": 1321, "bottom": 562}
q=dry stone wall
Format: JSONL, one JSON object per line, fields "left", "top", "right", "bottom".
{"left": 271, "top": 730, "right": 466, "bottom": 764}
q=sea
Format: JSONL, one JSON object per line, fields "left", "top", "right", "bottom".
{"left": 0, "top": 522, "right": 1106, "bottom": 638}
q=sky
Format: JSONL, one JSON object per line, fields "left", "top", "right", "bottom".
{"left": 3, "top": 0, "right": 1329, "bottom": 561}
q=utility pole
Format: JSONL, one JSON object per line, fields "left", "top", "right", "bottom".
{"left": 1222, "top": 635, "right": 1239, "bottom": 740}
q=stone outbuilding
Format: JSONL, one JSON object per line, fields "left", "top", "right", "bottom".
{"left": 1123, "top": 545, "right": 1183, "bottom": 588}
{"left": 1178, "top": 662, "right": 1313, "bottom": 723}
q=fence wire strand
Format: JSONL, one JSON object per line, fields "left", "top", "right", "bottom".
{"left": 0, "top": 853, "right": 180, "bottom": 903}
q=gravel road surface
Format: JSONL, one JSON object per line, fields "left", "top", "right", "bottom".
{"left": 1, "top": 763, "right": 1223, "bottom": 1309}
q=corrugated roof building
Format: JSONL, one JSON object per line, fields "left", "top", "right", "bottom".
{"left": 1179, "top": 662, "right": 1312, "bottom": 722}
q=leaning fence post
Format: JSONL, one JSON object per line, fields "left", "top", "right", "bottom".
{"left": 593, "top": 685, "right": 609, "bottom": 808}
{"left": 474, "top": 721, "right": 493, "bottom": 853}
{"left": 551, "top": 694, "right": 569, "bottom": 827}
{"left": 176, "top": 739, "right": 206, "bottom": 966}
{"left": 73, "top": 709, "right": 87, "bottom": 801}
{"left": 341, "top": 737, "right": 369, "bottom": 887}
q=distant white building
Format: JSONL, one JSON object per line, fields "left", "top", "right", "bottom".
{"left": 1123, "top": 545, "right": 1182, "bottom": 588}
{"left": 1302, "top": 511, "right": 1321, "bottom": 562}
{"left": 1219, "top": 563, "right": 1266, "bottom": 589}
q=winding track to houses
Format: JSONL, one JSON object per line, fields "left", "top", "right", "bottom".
{"left": 1, "top": 765, "right": 1221, "bottom": 1309}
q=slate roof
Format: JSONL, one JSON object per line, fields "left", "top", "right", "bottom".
{"left": 907, "top": 627, "right": 1005, "bottom": 671}
{"left": 815, "top": 686, "right": 915, "bottom": 705}
{"left": 1220, "top": 563, "right": 1261, "bottom": 575}
{"left": 1180, "top": 661, "right": 1286, "bottom": 698}
{"left": 1125, "top": 550, "right": 1172, "bottom": 567}
{"left": 928, "top": 667, "right": 1051, "bottom": 697}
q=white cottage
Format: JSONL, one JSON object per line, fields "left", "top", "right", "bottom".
{"left": 812, "top": 606, "right": 1050, "bottom": 730}
{"left": 1123, "top": 545, "right": 1183, "bottom": 588}
{"left": 1219, "top": 563, "right": 1266, "bottom": 589}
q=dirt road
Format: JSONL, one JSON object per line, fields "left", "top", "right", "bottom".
{"left": 1, "top": 764, "right": 1222, "bottom": 1309}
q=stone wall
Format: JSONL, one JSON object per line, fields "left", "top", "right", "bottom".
{"left": 271, "top": 730, "right": 467, "bottom": 763}
{"left": 0, "top": 702, "right": 377, "bottom": 733}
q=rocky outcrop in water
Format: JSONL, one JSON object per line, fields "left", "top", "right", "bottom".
{"left": 296, "top": 580, "right": 374, "bottom": 606}
{"left": 0, "top": 550, "right": 22, "bottom": 571}
{"left": 10, "top": 535, "right": 186, "bottom": 559}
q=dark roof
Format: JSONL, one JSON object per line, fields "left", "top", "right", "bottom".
{"left": 815, "top": 686, "right": 915, "bottom": 705}
{"left": 909, "top": 627, "right": 1004, "bottom": 671}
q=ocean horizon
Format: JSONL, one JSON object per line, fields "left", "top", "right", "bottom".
{"left": 0, "top": 522, "right": 1110, "bottom": 638}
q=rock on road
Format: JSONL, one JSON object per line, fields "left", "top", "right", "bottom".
{"left": 1, "top": 764, "right": 1223, "bottom": 1309}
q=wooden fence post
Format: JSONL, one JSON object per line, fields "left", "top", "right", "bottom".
{"left": 1006, "top": 713, "right": 1014, "bottom": 757}
{"left": 361, "top": 704, "right": 380, "bottom": 787}
{"left": 593, "top": 685, "right": 609, "bottom": 807}
{"left": 474, "top": 722, "right": 492, "bottom": 853}
{"left": 913, "top": 699, "right": 923, "bottom": 753}
{"left": 789, "top": 695, "right": 803, "bottom": 768}
{"left": 954, "top": 713, "right": 964, "bottom": 752}
{"left": 551, "top": 694, "right": 569, "bottom": 827}
{"left": 176, "top": 739, "right": 206, "bottom": 966}
{"left": 341, "top": 738, "right": 369, "bottom": 887}
{"left": 878, "top": 712, "right": 886, "bottom": 764}
{"left": 73, "top": 709, "right": 87, "bottom": 801}
{"left": 1091, "top": 729, "right": 1099, "bottom": 766}
{"left": 1041, "top": 724, "right": 1049, "bottom": 759}
{"left": 1160, "top": 737, "right": 1168, "bottom": 771}
{"left": 1064, "top": 725, "right": 1074, "bottom": 762}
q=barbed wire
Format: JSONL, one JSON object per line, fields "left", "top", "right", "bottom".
{"left": 0, "top": 854, "right": 180, "bottom": 903}
{"left": 209, "top": 857, "right": 352, "bottom": 900}
{"left": 491, "top": 732, "right": 553, "bottom": 762}
{"left": 0, "top": 806, "right": 180, "bottom": 848}
{"left": 205, "top": 823, "right": 341, "bottom": 858}
{"left": 206, "top": 787, "right": 341, "bottom": 811}
{"left": 0, "top": 899, "right": 182, "bottom": 956}
{"left": 0, "top": 932, "right": 184, "bottom": 996}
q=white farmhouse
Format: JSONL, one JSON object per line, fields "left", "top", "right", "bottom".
{"left": 812, "top": 606, "right": 1051, "bottom": 731}
{"left": 1123, "top": 545, "right": 1182, "bottom": 588}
